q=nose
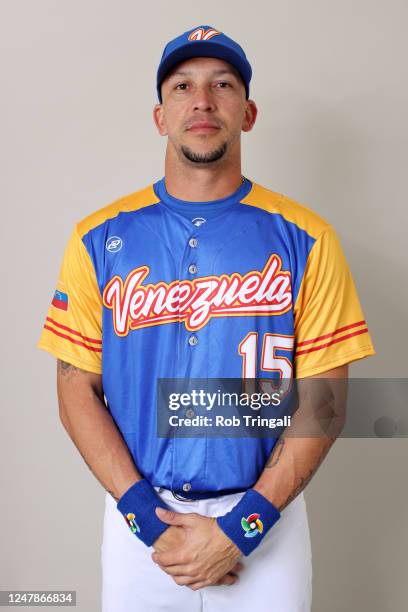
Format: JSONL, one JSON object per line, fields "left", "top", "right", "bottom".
{"left": 192, "top": 85, "right": 216, "bottom": 112}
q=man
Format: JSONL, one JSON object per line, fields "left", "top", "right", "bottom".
{"left": 38, "top": 25, "right": 375, "bottom": 611}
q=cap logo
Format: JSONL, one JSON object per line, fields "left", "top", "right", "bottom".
{"left": 188, "top": 28, "right": 221, "bottom": 41}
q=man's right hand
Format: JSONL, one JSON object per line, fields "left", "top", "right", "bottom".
{"left": 152, "top": 524, "right": 244, "bottom": 587}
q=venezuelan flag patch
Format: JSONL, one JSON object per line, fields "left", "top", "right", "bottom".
{"left": 51, "top": 289, "right": 69, "bottom": 311}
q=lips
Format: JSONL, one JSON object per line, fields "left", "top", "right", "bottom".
{"left": 187, "top": 121, "right": 220, "bottom": 131}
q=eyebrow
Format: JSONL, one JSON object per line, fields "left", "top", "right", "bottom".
{"left": 168, "top": 68, "right": 239, "bottom": 79}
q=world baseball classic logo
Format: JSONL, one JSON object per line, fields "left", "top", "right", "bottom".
{"left": 241, "top": 513, "right": 264, "bottom": 538}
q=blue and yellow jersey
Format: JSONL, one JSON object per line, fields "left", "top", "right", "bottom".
{"left": 38, "top": 176, "right": 375, "bottom": 492}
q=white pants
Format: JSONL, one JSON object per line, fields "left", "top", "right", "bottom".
{"left": 101, "top": 488, "right": 312, "bottom": 612}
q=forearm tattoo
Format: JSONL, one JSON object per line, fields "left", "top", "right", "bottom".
{"left": 284, "top": 440, "right": 334, "bottom": 510}
{"left": 265, "top": 438, "right": 285, "bottom": 468}
{"left": 263, "top": 378, "right": 344, "bottom": 510}
{"left": 278, "top": 439, "right": 335, "bottom": 512}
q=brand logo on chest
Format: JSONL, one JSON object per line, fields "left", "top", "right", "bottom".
{"left": 103, "top": 255, "right": 292, "bottom": 336}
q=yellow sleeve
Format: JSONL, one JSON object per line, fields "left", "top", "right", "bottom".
{"left": 37, "top": 226, "right": 102, "bottom": 374}
{"left": 294, "top": 225, "right": 375, "bottom": 378}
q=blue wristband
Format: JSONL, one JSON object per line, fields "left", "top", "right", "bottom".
{"left": 216, "top": 488, "right": 281, "bottom": 556}
{"left": 117, "top": 479, "right": 170, "bottom": 547}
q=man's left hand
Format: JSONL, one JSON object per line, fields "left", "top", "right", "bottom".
{"left": 151, "top": 507, "right": 242, "bottom": 590}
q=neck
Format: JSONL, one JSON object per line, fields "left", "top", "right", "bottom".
{"left": 163, "top": 146, "right": 243, "bottom": 202}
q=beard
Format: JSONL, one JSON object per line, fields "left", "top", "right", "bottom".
{"left": 181, "top": 141, "right": 227, "bottom": 164}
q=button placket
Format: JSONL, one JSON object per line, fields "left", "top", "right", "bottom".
{"left": 187, "top": 233, "right": 199, "bottom": 345}
{"left": 173, "top": 225, "right": 205, "bottom": 493}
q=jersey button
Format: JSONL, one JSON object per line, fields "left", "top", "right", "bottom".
{"left": 182, "top": 483, "right": 192, "bottom": 492}
{"left": 189, "top": 238, "right": 198, "bottom": 248}
{"left": 188, "top": 264, "right": 197, "bottom": 274}
{"left": 188, "top": 335, "right": 198, "bottom": 346}
{"left": 185, "top": 408, "right": 195, "bottom": 418}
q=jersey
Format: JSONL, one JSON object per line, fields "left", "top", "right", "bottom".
{"left": 37, "top": 176, "right": 375, "bottom": 493}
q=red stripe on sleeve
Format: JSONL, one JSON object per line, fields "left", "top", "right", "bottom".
{"left": 295, "top": 327, "right": 369, "bottom": 356}
{"left": 43, "top": 324, "right": 102, "bottom": 352}
{"left": 296, "top": 320, "right": 366, "bottom": 348}
{"left": 46, "top": 316, "right": 102, "bottom": 344}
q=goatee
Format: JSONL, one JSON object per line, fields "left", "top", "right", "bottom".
{"left": 181, "top": 142, "right": 227, "bottom": 164}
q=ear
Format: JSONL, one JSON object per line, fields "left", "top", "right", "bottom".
{"left": 242, "top": 99, "right": 258, "bottom": 133}
{"left": 153, "top": 103, "right": 168, "bottom": 136}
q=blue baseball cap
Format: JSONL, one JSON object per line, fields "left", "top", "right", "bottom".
{"left": 156, "top": 25, "right": 252, "bottom": 103}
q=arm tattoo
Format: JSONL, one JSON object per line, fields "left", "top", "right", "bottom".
{"left": 57, "top": 359, "right": 104, "bottom": 399}
{"left": 57, "top": 359, "right": 85, "bottom": 380}
{"left": 279, "top": 469, "right": 315, "bottom": 512}
{"left": 265, "top": 378, "right": 344, "bottom": 510}
{"left": 278, "top": 439, "right": 335, "bottom": 512}
{"left": 265, "top": 438, "right": 285, "bottom": 468}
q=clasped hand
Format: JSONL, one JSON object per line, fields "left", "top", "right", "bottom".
{"left": 151, "top": 507, "right": 243, "bottom": 591}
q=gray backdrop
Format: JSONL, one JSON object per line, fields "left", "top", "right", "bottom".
{"left": 1, "top": 1, "right": 407, "bottom": 610}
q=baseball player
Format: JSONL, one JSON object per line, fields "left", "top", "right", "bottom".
{"left": 37, "top": 25, "right": 375, "bottom": 612}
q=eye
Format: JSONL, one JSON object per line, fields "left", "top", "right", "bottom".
{"left": 175, "top": 82, "right": 188, "bottom": 90}
{"left": 216, "top": 81, "right": 231, "bottom": 88}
